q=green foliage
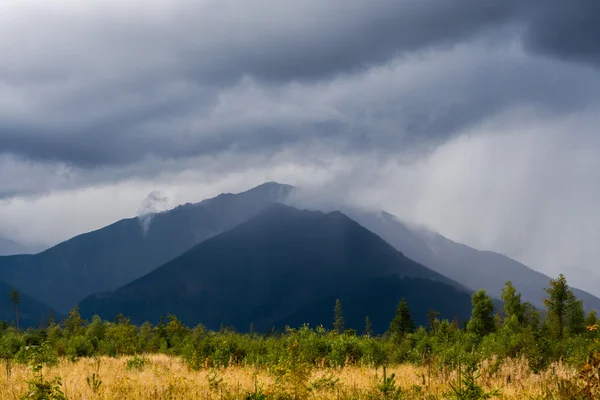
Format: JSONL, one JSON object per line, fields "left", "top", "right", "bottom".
{"left": 66, "top": 335, "right": 94, "bottom": 361}
{"left": 333, "top": 299, "right": 345, "bottom": 334}
{"left": 86, "top": 372, "right": 103, "bottom": 394}
{"left": 9, "top": 287, "right": 20, "bottom": 330}
{"left": 0, "top": 330, "right": 23, "bottom": 377}
{"left": 63, "top": 306, "right": 85, "bottom": 338}
{"left": 378, "top": 366, "right": 403, "bottom": 399}
{"left": 501, "top": 281, "right": 524, "bottom": 324}
{"left": 428, "top": 309, "right": 441, "bottom": 333}
{"left": 125, "top": 355, "right": 149, "bottom": 371}
{"left": 467, "top": 290, "right": 496, "bottom": 339}
{"left": 585, "top": 310, "right": 598, "bottom": 328}
{"left": 21, "top": 376, "right": 66, "bottom": 400}
{"left": 16, "top": 342, "right": 64, "bottom": 400}
{"left": 446, "top": 365, "right": 500, "bottom": 400}
{"left": 207, "top": 369, "right": 224, "bottom": 391}
{"left": 16, "top": 342, "right": 58, "bottom": 371}
{"left": 389, "top": 298, "right": 415, "bottom": 339}
{"left": 1, "top": 272, "right": 599, "bottom": 397}
{"left": 364, "top": 316, "right": 373, "bottom": 337}
{"left": 245, "top": 376, "right": 271, "bottom": 399}
{"left": 86, "top": 357, "right": 103, "bottom": 394}
{"left": 307, "top": 372, "right": 339, "bottom": 392}
{"left": 544, "top": 274, "right": 584, "bottom": 339}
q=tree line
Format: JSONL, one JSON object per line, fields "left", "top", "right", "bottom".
{"left": 1, "top": 273, "right": 599, "bottom": 374}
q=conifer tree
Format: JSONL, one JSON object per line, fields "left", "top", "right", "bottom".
{"left": 363, "top": 316, "right": 373, "bottom": 337}
{"left": 501, "top": 281, "right": 524, "bottom": 324}
{"left": 333, "top": 299, "right": 345, "bottom": 334}
{"left": 467, "top": 289, "right": 496, "bottom": 338}
{"left": 64, "top": 306, "right": 85, "bottom": 337}
{"left": 9, "top": 287, "right": 20, "bottom": 330}
{"left": 585, "top": 310, "right": 598, "bottom": 328}
{"left": 567, "top": 298, "right": 585, "bottom": 335}
{"left": 389, "top": 298, "right": 415, "bottom": 338}
{"left": 544, "top": 274, "right": 583, "bottom": 339}
{"left": 522, "top": 301, "right": 540, "bottom": 329}
{"left": 427, "top": 309, "right": 441, "bottom": 333}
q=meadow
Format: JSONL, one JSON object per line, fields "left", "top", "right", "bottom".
{"left": 1, "top": 276, "right": 600, "bottom": 399}
{"left": 0, "top": 354, "right": 582, "bottom": 399}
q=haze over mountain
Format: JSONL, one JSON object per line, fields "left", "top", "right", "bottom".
{"left": 79, "top": 204, "right": 473, "bottom": 332}
{"left": 2, "top": 181, "right": 597, "bottom": 320}
{"left": 0, "top": 182, "right": 292, "bottom": 312}
{"left": 346, "top": 209, "right": 600, "bottom": 312}
{"left": 0, "top": 237, "right": 35, "bottom": 256}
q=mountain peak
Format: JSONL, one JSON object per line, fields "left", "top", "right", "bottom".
{"left": 241, "top": 181, "right": 295, "bottom": 198}
{"left": 0, "top": 182, "right": 297, "bottom": 312}
{"left": 80, "top": 204, "right": 473, "bottom": 331}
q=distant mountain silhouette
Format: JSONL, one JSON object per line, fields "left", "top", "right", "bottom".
{"left": 0, "top": 280, "right": 58, "bottom": 327}
{"left": 0, "top": 237, "right": 35, "bottom": 256}
{"left": 79, "top": 204, "right": 474, "bottom": 332}
{"left": 348, "top": 209, "right": 600, "bottom": 312}
{"left": 0, "top": 182, "right": 293, "bottom": 312}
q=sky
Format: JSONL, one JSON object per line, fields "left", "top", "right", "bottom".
{"left": 1, "top": 0, "right": 600, "bottom": 294}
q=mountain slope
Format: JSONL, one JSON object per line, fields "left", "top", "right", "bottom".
{"left": 0, "top": 182, "right": 293, "bottom": 312}
{"left": 79, "top": 204, "right": 474, "bottom": 332}
{"left": 348, "top": 209, "right": 600, "bottom": 312}
{"left": 0, "top": 280, "right": 58, "bottom": 327}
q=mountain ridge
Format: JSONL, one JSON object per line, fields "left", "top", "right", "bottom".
{"left": 0, "top": 182, "right": 294, "bottom": 312}
{"left": 79, "top": 204, "right": 474, "bottom": 332}
{"left": 348, "top": 208, "right": 600, "bottom": 311}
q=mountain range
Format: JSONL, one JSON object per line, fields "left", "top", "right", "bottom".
{"left": 0, "top": 182, "right": 292, "bottom": 312}
{"left": 79, "top": 204, "right": 473, "bottom": 332}
{"left": 0, "top": 182, "right": 597, "bottom": 328}
{"left": 345, "top": 210, "right": 600, "bottom": 312}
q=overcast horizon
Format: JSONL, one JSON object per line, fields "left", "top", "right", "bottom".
{"left": 1, "top": 0, "right": 600, "bottom": 294}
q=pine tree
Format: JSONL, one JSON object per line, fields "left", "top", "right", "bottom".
{"left": 567, "top": 298, "right": 585, "bottom": 335}
{"left": 64, "top": 306, "right": 85, "bottom": 337}
{"left": 389, "top": 298, "right": 415, "bottom": 338}
{"left": 544, "top": 274, "right": 583, "bottom": 339}
{"left": 363, "top": 316, "right": 373, "bottom": 337}
{"left": 9, "top": 287, "right": 20, "bottom": 330}
{"left": 585, "top": 310, "right": 598, "bottom": 328}
{"left": 467, "top": 289, "right": 496, "bottom": 338}
{"left": 501, "top": 281, "right": 524, "bottom": 324}
{"left": 333, "top": 299, "right": 344, "bottom": 334}
{"left": 522, "top": 301, "right": 540, "bottom": 329}
{"left": 427, "top": 309, "right": 441, "bottom": 333}
{"left": 47, "top": 310, "right": 56, "bottom": 328}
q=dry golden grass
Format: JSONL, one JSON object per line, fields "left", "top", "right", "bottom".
{"left": 0, "top": 355, "right": 578, "bottom": 399}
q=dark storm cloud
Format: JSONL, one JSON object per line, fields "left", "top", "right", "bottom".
{"left": 523, "top": 0, "right": 600, "bottom": 67}
{"left": 175, "top": 0, "right": 520, "bottom": 82}
{"left": 1, "top": 0, "right": 600, "bottom": 192}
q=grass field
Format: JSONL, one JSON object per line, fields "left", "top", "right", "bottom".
{"left": 0, "top": 355, "right": 579, "bottom": 399}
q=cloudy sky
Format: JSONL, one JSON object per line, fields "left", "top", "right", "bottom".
{"left": 1, "top": 0, "right": 600, "bottom": 293}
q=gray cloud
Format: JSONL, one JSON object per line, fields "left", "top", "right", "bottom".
{"left": 3, "top": 0, "right": 600, "bottom": 294}
{"left": 2, "top": 0, "right": 599, "bottom": 179}
{"left": 137, "top": 190, "right": 170, "bottom": 235}
{"left": 523, "top": 0, "right": 600, "bottom": 67}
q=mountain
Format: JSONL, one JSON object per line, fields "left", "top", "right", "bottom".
{"left": 348, "top": 209, "right": 600, "bottom": 312}
{"left": 0, "top": 280, "right": 58, "bottom": 327}
{"left": 79, "top": 204, "right": 474, "bottom": 332}
{"left": 0, "top": 182, "right": 293, "bottom": 312}
{"left": 0, "top": 237, "right": 33, "bottom": 256}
